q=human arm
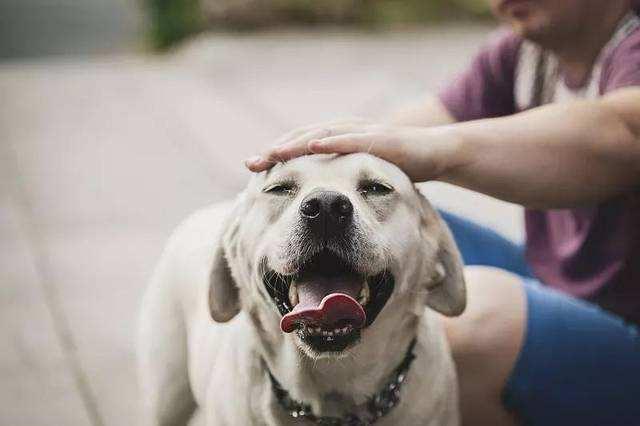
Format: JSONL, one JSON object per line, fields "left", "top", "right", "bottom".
{"left": 247, "top": 88, "right": 640, "bottom": 208}
{"left": 243, "top": 95, "right": 454, "bottom": 170}
{"left": 437, "top": 87, "right": 640, "bottom": 207}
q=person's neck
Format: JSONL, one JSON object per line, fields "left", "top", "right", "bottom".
{"left": 549, "top": 3, "right": 631, "bottom": 87}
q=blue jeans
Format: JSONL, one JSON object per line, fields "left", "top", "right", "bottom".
{"left": 439, "top": 210, "right": 640, "bottom": 426}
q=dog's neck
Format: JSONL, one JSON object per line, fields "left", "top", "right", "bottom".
{"left": 257, "top": 309, "right": 426, "bottom": 417}
{"left": 266, "top": 337, "right": 417, "bottom": 424}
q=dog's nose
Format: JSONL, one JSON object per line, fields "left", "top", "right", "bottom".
{"left": 300, "top": 191, "right": 353, "bottom": 235}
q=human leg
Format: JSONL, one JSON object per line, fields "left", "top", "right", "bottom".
{"left": 442, "top": 266, "right": 524, "bottom": 426}
{"left": 438, "top": 210, "right": 532, "bottom": 277}
{"left": 502, "top": 279, "right": 640, "bottom": 426}
{"left": 443, "top": 265, "right": 640, "bottom": 426}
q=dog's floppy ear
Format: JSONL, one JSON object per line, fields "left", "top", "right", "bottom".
{"left": 209, "top": 241, "right": 240, "bottom": 322}
{"left": 417, "top": 190, "right": 466, "bottom": 316}
{"left": 208, "top": 198, "right": 245, "bottom": 323}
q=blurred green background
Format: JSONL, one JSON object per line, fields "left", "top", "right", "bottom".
{"left": 0, "top": 0, "right": 492, "bottom": 59}
{"left": 148, "top": 0, "right": 492, "bottom": 50}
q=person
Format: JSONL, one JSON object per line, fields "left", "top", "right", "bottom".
{"left": 245, "top": 0, "right": 640, "bottom": 425}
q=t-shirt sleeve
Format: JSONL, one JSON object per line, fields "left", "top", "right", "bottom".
{"left": 601, "top": 28, "right": 640, "bottom": 93}
{"left": 438, "top": 30, "right": 522, "bottom": 122}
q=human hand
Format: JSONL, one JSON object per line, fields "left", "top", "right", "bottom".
{"left": 244, "top": 120, "right": 462, "bottom": 182}
{"left": 244, "top": 118, "right": 371, "bottom": 169}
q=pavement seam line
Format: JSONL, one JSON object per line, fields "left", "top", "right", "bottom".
{"left": 5, "top": 143, "right": 106, "bottom": 426}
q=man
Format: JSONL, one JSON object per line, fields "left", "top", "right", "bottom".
{"left": 245, "top": 1, "right": 640, "bottom": 424}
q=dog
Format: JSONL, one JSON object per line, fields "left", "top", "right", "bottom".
{"left": 137, "top": 152, "right": 466, "bottom": 426}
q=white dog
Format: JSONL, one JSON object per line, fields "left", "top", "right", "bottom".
{"left": 138, "top": 153, "right": 466, "bottom": 426}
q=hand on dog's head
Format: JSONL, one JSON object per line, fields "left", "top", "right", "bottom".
{"left": 209, "top": 153, "right": 465, "bottom": 358}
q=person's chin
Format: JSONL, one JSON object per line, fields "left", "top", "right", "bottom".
{"left": 505, "top": 14, "right": 554, "bottom": 43}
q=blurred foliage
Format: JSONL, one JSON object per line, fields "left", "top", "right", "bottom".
{"left": 146, "top": 0, "right": 492, "bottom": 50}
{"left": 147, "top": 0, "right": 203, "bottom": 50}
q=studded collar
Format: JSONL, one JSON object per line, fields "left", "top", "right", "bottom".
{"left": 266, "top": 339, "right": 417, "bottom": 425}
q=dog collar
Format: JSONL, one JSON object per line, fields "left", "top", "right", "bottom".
{"left": 267, "top": 338, "right": 417, "bottom": 425}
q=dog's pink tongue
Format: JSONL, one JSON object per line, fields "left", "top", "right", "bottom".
{"left": 280, "top": 275, "right": 365, "bottom": 333}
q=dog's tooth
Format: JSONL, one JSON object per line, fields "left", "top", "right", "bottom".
{"left": 288, "top": 282, "right": 299, "bottom": 307}
{"left": 358, "top": 281, "right": 370, "bottom": 305}
{"left": 341, "top": 326, "right": 349, "bottom": 334}
{"left": 322, "top": 330, "right": 328, "bottom": 336}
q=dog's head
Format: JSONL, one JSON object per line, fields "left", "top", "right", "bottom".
{"left": 209, "top": 153, "right": 465, "bottom": 358}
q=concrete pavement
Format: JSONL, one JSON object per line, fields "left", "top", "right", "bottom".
{"left": 0, "top": 26, "right": 523, "bottom": 425}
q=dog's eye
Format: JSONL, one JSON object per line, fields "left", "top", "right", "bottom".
{"left": 263, "top": 182, "right": 296, "bottom": 195}
{"left": 358, "top": 180, "right": 393, "bottom": 197}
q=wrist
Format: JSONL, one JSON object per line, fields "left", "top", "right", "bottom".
{"left": 416, "top": 125, "right": 472, "bottom": 182}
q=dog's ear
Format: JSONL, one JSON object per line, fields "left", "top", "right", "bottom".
{"left": 208, "top": 198, "right": 245, "bottom": 323}
{"left": 209, "top": 242, "right": 240, "bottom": 323}
{"left": 417, "top": 190, "right": 466, "bottom": 316}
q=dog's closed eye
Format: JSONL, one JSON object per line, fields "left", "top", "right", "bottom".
{"left": 358, "top": 180, "right": 394, "bottom": 197}
{"left": 263, "top": 181, "right": 297, "bottom": 196}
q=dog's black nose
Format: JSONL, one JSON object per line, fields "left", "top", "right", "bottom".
{"left": 300, "top": 191, "right": 353, "bottom": 235}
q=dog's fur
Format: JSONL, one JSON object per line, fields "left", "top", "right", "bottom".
{"left": 138, "top": 153, "right": 466, "bottom": 425}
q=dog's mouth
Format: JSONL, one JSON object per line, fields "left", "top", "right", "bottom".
{"left": 263, "top": 249, "right": 394, "bottom": 353}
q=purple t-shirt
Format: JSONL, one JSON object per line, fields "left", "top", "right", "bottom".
{"left": 439, "top": 13, "right": 640, "bottom": 324}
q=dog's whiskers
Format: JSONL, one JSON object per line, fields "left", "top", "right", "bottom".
{"left": 262, "top": 270, "right": 283, "bottom": 296}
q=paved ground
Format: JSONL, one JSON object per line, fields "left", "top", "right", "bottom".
{"left": 0, "top": 26, "right": 523, "bottom": 425}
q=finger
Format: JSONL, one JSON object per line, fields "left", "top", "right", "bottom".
{"left": 246, "top": 121, "right": 374, "bottom": 172}
{"left": 269, "top": 127, "right": 334, "bottom": 162}
{"left": 272, "top": 118, "right": 371, "bottom": 147}
{"left": 246, "top": 130, "right": 325, "bottom": 173}
{"left": 245, "top": 155, "right": 278, "bottom": 172}
{"left": 308, "top": 134, "right": 383, "bottom": 155}
{"left": 265, "top": 123, "right": 372, "bottom": 162}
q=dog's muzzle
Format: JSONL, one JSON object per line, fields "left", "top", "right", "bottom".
{"left": 262, "top": 192, "right": 395, "bottom": 353}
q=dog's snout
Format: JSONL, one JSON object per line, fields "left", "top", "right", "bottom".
{"left": 300, "top": 191, "right": 353, "bottom": 235}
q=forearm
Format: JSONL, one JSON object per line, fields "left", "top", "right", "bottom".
{"left": 438, "top": 92, "right": 640, "bottom": 208}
